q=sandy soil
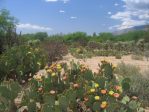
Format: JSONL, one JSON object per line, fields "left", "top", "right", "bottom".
{"left": 58, "top": 53, "right": 149, "bottom": 74}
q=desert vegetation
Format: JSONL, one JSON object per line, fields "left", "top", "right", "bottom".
{"left": 0, "top": 9, "right": 149, "bottom": 112}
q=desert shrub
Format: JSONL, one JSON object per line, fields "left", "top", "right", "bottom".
{"left": 70, "top": 47, "right": 93, "bottom": 59}
{"left": 115, "top": 53, "right": 122, "bottom": 59}
{"left": 129, "top": 75, "right": 149, "bottom": 107}
{"left": 144, "top": 50, "right": 149, "bottom": 61}
{"left": 131, "top": 55, "right": 143, "bottom": 60}
{"left": 115, "top": 62, "right": 140, "bottom": 77}
{"left": 41, "top": 40, "right": 68, "bottom": 64}
{"left": 87, "top": 41, "right": 101, "bottom": 49}
{"left": 0, "top": 45, "right": 47, "bottom": 82}
{"left": 115, "top": 63, "right": 149, "bottom": 106}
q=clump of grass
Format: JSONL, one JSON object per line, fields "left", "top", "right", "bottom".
{"left": 115, "top": 62, "right": 149, "bottom": 107}
{"left": 115, "top": 54, "right": 122, "bottom": 59}
{"left": 131, "top": 54, "right": 143, "bottom": 60}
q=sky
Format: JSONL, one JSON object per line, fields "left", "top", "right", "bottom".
{"left": 0, "top": 0, "right": 149, "bottom": 35}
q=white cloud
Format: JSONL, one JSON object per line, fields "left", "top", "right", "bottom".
{"left": 17, "top": 23, "right": 52, "bottom": 31}
{"left": 109, "top": 19, "right": 146, "bottom": 30}
{"left": 111, "top": 11, "right": 131, "bottom": 20}
{"left": 45, "top": 0, "right": 70, "bottom": 3}
{"left": 122, "top": 0, "right": 149, "bottom": 9}
{"left": 114, "top": 3, "right": 119, "bottom": 6}
{"left": 59, "top": 10, "right": 65, "bottom": 13}
{"left": 70, "top": 16, "right": 77, "bottom": 19}
{"left": 108, "top": 12, "right": 112, "bottom": 15}
{"left": 110, "top": 0, "right": 149, "bottom": 30}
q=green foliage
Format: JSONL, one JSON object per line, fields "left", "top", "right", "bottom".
{"left": 0, "top": 80, "right": 21, "bottom": 112}
{"left": 0, "top": 9, "right": 18, "bottom": 53}
{"left": 63, "top": 32, "right": 89, "bottom": 46}
{"left": 0, "top": 45, "right": 47, "bottom": 82}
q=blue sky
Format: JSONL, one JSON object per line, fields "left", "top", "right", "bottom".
{"left": 0, "top": 0, "right": 149, "bottom": 35}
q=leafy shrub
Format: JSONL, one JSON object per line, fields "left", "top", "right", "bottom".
{"left": 41, "top": 40, "right": 68, "bottom": 64}
{"left": 0, "top": 45, "right": 47, "bottom": 82}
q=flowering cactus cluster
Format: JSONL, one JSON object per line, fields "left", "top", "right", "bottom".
{"left": 0, "top": 60, "right": 143, "bottom": 112}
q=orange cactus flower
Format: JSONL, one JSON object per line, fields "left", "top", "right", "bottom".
{"left": 115, "top": 85, "right": 121, "bottom": 91}
{"left": 100, "top": 101, "right": 108, "bottom": 109}
{"left": 113, "top": 93, "right": 120, "bottom": 98}
{"left": 101, "top": 89, "right": 107, "bottom": 95}
{"left": 73, "top": 83, "right": 79, "bottom": 88}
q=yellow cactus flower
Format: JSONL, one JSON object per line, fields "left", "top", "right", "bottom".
{"left": 90, "top": 88, "right": 95, "bottom": 93}
{"left": 101, "top": 59, "right": 110, "bottom": 63}
{"left": 102, "top": 101, "right": 107, "bottom": 105}
{"left": 33, "top": 75, "right": 42, "bottom": 82}
{"left": 44, "top": 65, "right": 49, "bottom": 69}
{"left": 112, "top": 64, "right": 117, "bottom": 69}
{"left": 100, "top": 101, "right": 108, "bottom": 109}
{"left": 95, "top": 83, "right": 99, "bottom": 88}
{"left": 51, "top": 72, "right": 56, "bottom": 77}
{"left": 94, "top": 96, "right": 100, "bottom": 100}
{"left": 57, "top": 64, "right": 62, "bottom": 70}
{"left": 109, "top": 90, "right": 114, "bottom": 96}
{"left": 47, "top": 69, "right": 52, "bottom": 73}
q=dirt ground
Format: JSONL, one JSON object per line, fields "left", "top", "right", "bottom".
{"left": 58, "top": 53, "right": 149, "bottom": 74}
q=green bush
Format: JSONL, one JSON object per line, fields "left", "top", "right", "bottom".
{"left": 0, "top": 45, "right": 47, "bottom": 82}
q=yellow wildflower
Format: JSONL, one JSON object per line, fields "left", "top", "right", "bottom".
{"left": 100, "top": 101, "right": 108, "bottom": 109}
{"left": 57, "top": 64, "right": 62, "bottom": 70}
{"left": 95, "top": 83, "right": 99, "bottom": 88}
{"left": 90, "top": 88, "right": 95, "bottom": 93}
{"left": 47, "top": 69, "right": 52, "bottom": 73}
{"left": 51, "top": 72, "right": 56, "bottom": 77}
{"left": 109, "top": 90, "right": 114, "bottom": 96}
{"left": 94, "top": 96, "right": 100, "bottom": 100}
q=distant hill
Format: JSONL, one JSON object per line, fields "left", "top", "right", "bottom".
{"left": 113, "top": 25, "right": 149, "bottom": 35}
